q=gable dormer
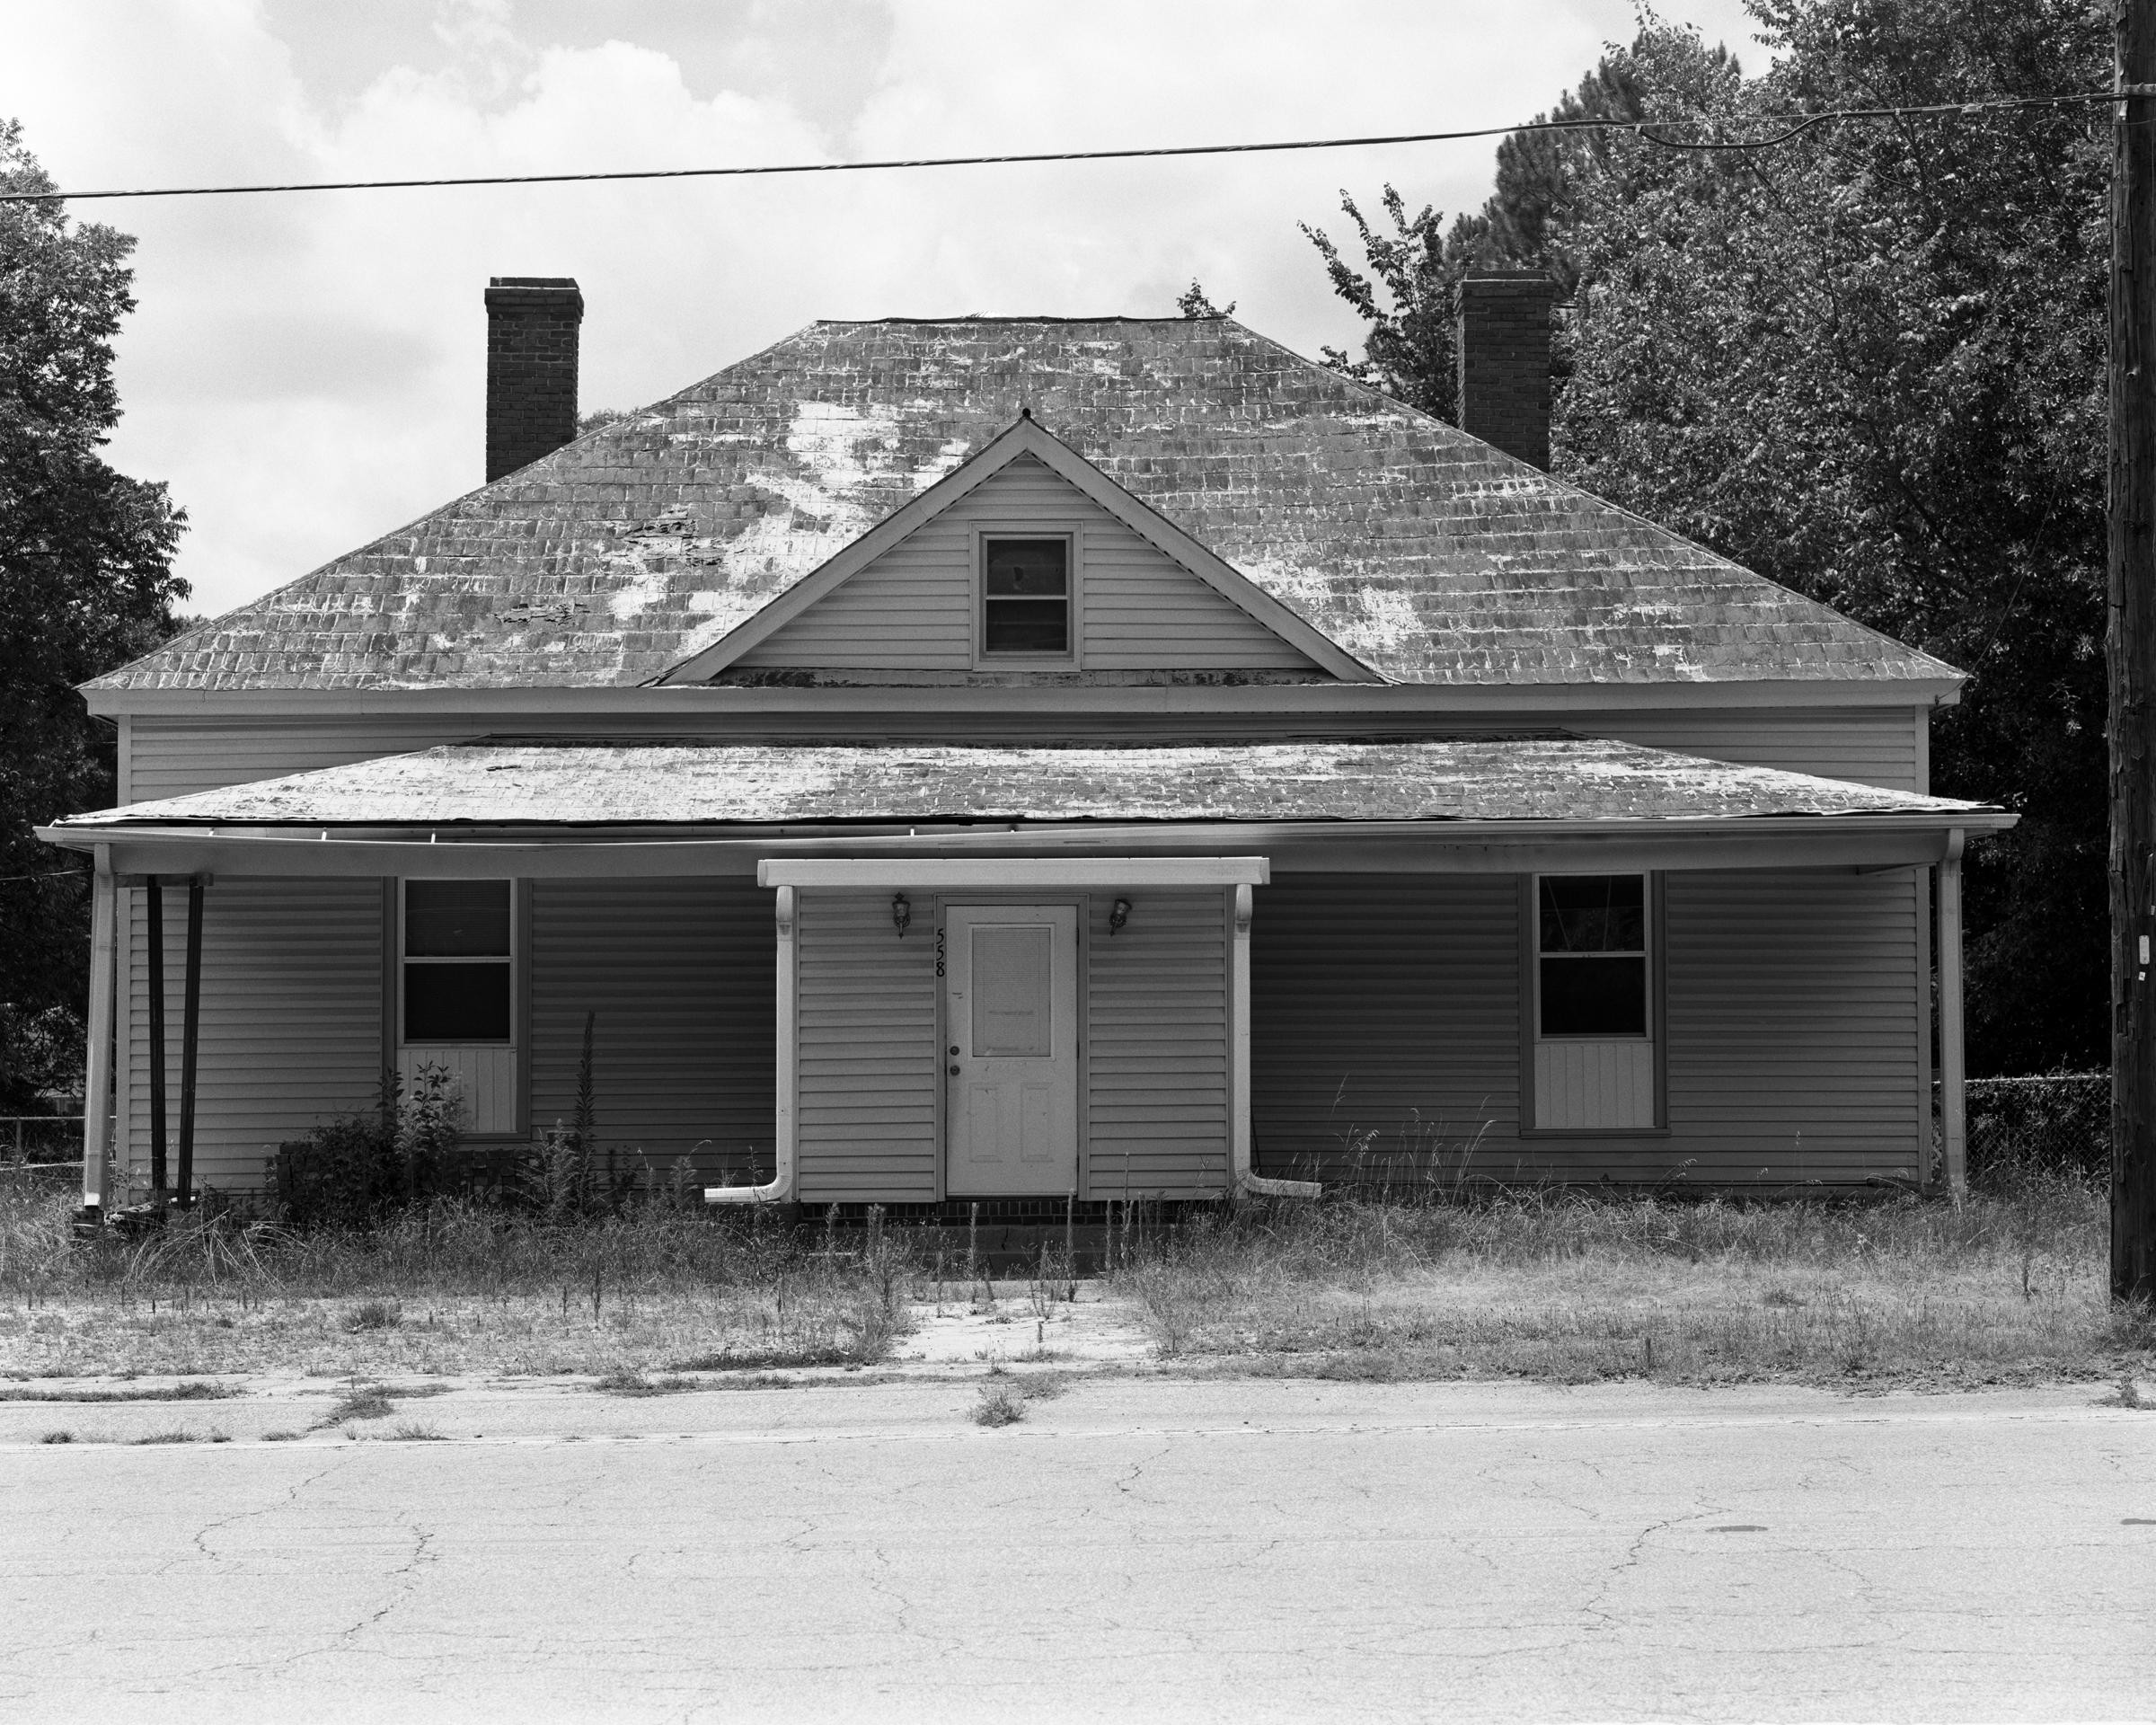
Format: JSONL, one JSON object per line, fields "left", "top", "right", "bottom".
{"left": 658, "top": 417, "right": 1374, "bottom": 686}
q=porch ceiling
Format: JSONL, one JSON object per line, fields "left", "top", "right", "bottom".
{"left": 54, "top": 737, "right": 2001, "bottom": 831}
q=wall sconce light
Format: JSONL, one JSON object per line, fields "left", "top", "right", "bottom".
{"left": 1109, "top": 897, "right": 1132, "bottom": 936}
{"left": 892, "top": 893, "right": 912, "bottom": 938}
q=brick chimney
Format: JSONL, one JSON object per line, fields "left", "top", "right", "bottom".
{"left": 484, "top": 276, "right": 582, "bottom": 482}
{"left": 1454, "top": 270, "right": 1556, "bottom": 470}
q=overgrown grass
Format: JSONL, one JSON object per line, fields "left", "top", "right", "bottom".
{"left": 973, "top": 1383, "right": 1024, "bottom": 1426}
{"left": 5, "top": 1175, "right": 2146, "bottom": 1391}
{"left": 0, "top": 1191, "right": 915, "bottom": 1380}
{"left": 1109, "top": 1175, "right": 2150, "bottom": 1388}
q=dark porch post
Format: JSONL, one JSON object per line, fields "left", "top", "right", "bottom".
{"left": 177, "top": 875, "right": 205, "bottom": 1207}
{"left": 146, "top": 875, "right": 167, "bottom": 1198}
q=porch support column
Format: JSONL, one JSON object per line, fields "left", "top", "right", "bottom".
{"left": 80, "top": 849, "right": 117, "bottom": 1210}
{"left": 1939, "top": 828, "right": 1967, "bottom": 1198}
{"left": 1231, "top": 884, "right": 1251, "bottom": 1182}
{"left": 146, "top": 874, "right": 166, "bottom": 1198}
{"left": 1229, "top": 883, "right": 1319, "bottom": 1199}
{"left": 774, "top": 885, "right": 796, "bottom": 1194}
{"left": 177, "top": 874, "right": 205, "bottom": 1208}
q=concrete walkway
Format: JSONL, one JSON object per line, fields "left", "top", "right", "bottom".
{"left": 3, "top": 1372, "right": 2152, "bottom": 1722}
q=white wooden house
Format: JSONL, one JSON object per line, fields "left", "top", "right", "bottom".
{"left": 40, "top": 276, "right": 2011, "bottom": 1211}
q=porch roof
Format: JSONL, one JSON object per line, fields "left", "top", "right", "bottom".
{"left": 56, "top": 736, "right": 2003, "bottom": 832}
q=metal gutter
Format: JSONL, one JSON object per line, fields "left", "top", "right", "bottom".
{"left": 36, "top": 811, "right": 2017, "bottom": 880}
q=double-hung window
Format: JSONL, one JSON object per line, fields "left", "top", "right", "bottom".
{"left": 398, "top": 880, "right": 519, "bottom": 1134}
{"left": 980, "top": 535, "right": 1073, "bottom": 659}
{"left": 1530, "top": 873, "right": 1658, "bottom": 1130}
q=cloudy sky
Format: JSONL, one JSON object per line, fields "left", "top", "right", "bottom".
{"left": 6, "top": 0, "right": 1765, "bottom": 620}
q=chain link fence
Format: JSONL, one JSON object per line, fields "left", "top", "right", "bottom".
{"left": 1951, "top": 1074, "right": 2109, "bottom": 1187}
{"left": 0, "top": 1116, "right": 86, "bottom": 1193}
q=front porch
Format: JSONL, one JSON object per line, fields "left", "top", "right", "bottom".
{"left": 38, "top": 737, "right": 2013, "bottom": 1209}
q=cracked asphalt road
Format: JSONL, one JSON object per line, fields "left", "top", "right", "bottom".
{"left": 3, "top": 1379, "right": 2152, "bottom": 1722}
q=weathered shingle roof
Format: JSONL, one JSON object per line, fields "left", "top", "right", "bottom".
{"left": 66, "top": 738, "right": 1995, "bottom": 828}
{"left": 96, "top": 317, "right": 1957, "bottom": 693}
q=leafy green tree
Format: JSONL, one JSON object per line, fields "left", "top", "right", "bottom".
{"left": 1296, "top": 51, "right": 1662, "bottom": 413}
{"left": 1300, "top": 188, "right": 1487, "bottom": 420}
{"left": 1303, "top": 2, "right": 2109, "bottom": 1075}
{"left": 1175, "top": 279, "right": 1234, "bottom": 318}
{"left": 0, "top": 119, "right": 187, "bottom": 1110}
{"left": 1553, "top": 2, "right": 2108, "bottom": 1075}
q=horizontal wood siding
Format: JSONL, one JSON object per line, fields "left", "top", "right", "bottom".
{"left": 123, "top": 703, "right": 1927, "bottom": 800}
{"left": 1250, "top": 875, "right": 1524, "bottom": 1184}
{"left": 1575, "top": 706, "right": 1926, "bottom": 791}
{"left": 119, "top": 879, "right": 384, "bottom": 1196}
{"left": 737, "top": 454, "right": 1317, "bottom": 673}
{"left": 1085, "top": 889, "right": 1229, "bottom": 1199}
{"left": 1255, "top": 870, "right": 1923, "bottom": 1186}
{"left": 793, "top": 890, "right": 940, "bottom": 1201}
{"left": 128, "top": 715, "right": 499, "bottom": 801}
{"left": 1660, "top": 869, "right": 1923, "bottom": 1183}
{"left": 528, "top": 879, "right": 774, "bottom": 1182}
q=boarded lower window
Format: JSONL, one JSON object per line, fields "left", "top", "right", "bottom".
{"left": 402, "top": 880, "right": 512, "bottom": 1042}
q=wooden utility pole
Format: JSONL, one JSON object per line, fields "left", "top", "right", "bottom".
{"left": 2112, "top": 0, "right": 2156, "bottom": 1302}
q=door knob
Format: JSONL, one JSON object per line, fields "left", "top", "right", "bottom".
{"left": 949, "top": 1064, "right": 960, "bottom": 1075}
{"left": 949, "top": 1046, "right": 959, "bottom": 1056}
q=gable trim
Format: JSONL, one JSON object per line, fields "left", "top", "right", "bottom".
{"left": 651, "top": 416, "right": 1382, "bottom": 686}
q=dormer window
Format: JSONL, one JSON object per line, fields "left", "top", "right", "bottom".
{"left": 982, "top": 535, "right": 1072, "bottom": 657}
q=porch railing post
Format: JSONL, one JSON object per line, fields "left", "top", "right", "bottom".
{"left": 1940, "top": 829, "right": 1967, "bottom": 1198}
{"left": 80, "top": 850, "right": 117, "bottom": 1209}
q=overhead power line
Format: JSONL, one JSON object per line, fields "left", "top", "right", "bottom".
{"left": 0, "top": 89, "right": 2139, "bottom": 205}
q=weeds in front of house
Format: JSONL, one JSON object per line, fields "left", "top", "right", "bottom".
{"left": 595, "top": 1370, "right": 695, "bottom": 1397}
{"left": 0, "top": 1187, "right": 918, "bottom": 1381}
{"left": 1107, "top": 1172, "right": 2149, "bottom": 1389}
{"left": 973, "top": 1383, "right": 1024, "bottom": 1427}
{"left": 322, "top": 1384, "right": 397, "bottom": 1425}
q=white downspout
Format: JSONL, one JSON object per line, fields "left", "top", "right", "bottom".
{"left": 1230, "top": 883, "right": 1320, "bottom": 1199}
{"left": 80, "top": 846, "right": 116, "bottom": 1211}
{"left": 706, "top": 884, "right": 797, "bottom": 1206}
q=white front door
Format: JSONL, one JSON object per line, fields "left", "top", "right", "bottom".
{"left": 944, "top": 903, "right": 1079, "bottom": 1196}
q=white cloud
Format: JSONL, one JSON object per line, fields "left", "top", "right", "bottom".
{"left": 1, "top": 0, "right": 1764, "bottom": 619}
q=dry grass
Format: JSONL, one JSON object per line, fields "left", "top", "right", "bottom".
{"left": 1110, "top": 1178, "right": 2152, "bottom": 1389}
{"left": 972, "top": 1383, "right": 1024, "bottom": 1426}
{"left": 0, "top": 1379, "right": 234, "bottom": 1403}
{"left": 6, "top": 1179, "right": 2147, "bottom": 1393}
{"left": 0, "top": 1192, "right": 914, "bottom": 1381}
